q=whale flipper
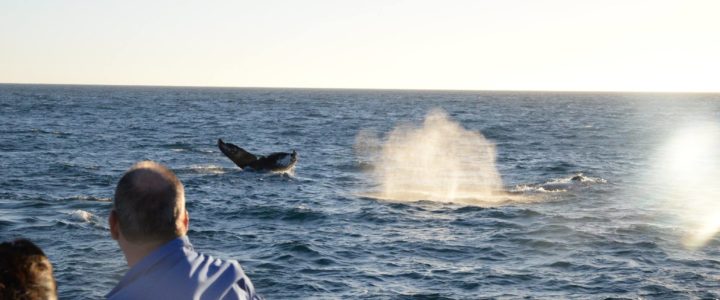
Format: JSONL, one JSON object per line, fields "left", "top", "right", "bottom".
{"left": 218, "top": 139, "right": 298, "bottom": 172}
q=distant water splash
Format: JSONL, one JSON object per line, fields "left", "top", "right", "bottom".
{"left": 66, "top": 209, "right": 107, "bottom": 230}
{"left": 648, "top": 121, "right": 720, "bottom": 249}
{"left": 69, "top": 210, "right": 95, "bottom": 223}
{"left": 511, "top": 173, "right": 607, "bottom": 194}
{"left": 275, "top": 167, "right": 296, "bottom": 177}
{"left": 356, "top": 109, "right": 526, "bottom": 206}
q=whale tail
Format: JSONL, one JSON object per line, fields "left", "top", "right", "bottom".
{"left": 218, "top": 139, "right": 258, "bottom": 169}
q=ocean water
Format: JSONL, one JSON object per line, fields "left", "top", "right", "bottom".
{"left": 1, "top": 84, "right": 720, "bottom": 299}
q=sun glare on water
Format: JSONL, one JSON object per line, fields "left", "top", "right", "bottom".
{"left": 652, "top": 122, "right": 720, "bottom": 249}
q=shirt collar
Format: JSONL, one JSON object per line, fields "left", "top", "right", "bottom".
{"left": 106, "top": 236, "right": 193, "bottom": 298}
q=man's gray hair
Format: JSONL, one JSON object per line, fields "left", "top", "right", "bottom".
{"left": 113, "top": 161, "right": 185, "bottom": 243}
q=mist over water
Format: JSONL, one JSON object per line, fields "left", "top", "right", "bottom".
{"left": 356, "top": 109, "right": 519, "bottom": 206}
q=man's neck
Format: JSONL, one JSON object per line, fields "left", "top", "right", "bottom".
{"left": 120, "top": 238, "right": 173, "bottom": 268}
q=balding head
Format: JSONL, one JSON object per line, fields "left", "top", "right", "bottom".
{"left": 113, "top": 161, "right": 186, "bottom": 244}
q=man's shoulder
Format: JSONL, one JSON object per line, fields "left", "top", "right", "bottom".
{"left": 184, "top": 250, "right": 258, "bottom": 299}
{"left": 185, "top": 248, "right": 244, "bottom": 271}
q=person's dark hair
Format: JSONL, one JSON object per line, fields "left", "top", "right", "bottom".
{"left": 113, "top": 161, "right": 185, "bottom": 243}
{"left": 0, "top": 239, "right": 57, "bottom": 300}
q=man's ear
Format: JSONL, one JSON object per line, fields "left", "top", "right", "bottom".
{"left": 109, "top": 209, "right": 120, "bottom": 240}
{"left": 175, "top": 209, "right": 190, "bottom": 236}
{"left": 182, "top": 210, "right": 189, "bottom": 233}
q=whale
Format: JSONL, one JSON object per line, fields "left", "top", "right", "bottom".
{"left": 218, "top": 139, "right": 297, "bottom": 172}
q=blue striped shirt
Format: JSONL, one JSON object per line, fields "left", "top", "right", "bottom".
{"left": 107, "top": 236, "right": 260, "bottom": 300}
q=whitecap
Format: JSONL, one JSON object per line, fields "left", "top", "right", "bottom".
{"left": 72, "top": 195, "right": 111, "bottom": 202}
{"left": 511, "top": 184, "right": 566, "bottom": 194}
{"left": 70, "top": 210, "right": 94, "bottom": 223}
{"left": 512, "top": 173, "right": 606, "bottom": 194}
{"left": 189, "top": 164, "right": 226, "bottom": 174}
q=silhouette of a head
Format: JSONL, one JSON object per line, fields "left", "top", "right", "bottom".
{"left": 0, "top": 239, "right": 57, "bottom": 300}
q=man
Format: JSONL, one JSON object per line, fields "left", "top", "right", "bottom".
{"left": 0, "top": 238, "right": 58, "bottom": 300}
{"left": 107, "top": 161, "right": 260, "bottom": 300}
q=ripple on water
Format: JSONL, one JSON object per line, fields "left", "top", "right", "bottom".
{"left": 354, "top": 209, "right": 399, "bottom": 225}
{"left": 234, "top": 205, "right": 328, "bottom": 223}
{"left": 486, "top": 207, "right": 544, "bottom": 219}
{"left": 70, "top": 195, "right": 111, "bottom": 202}
{"left": 275, "top": 240, "right": 321, "bottom": 257}
{"left": 451, "top": 217, "right": 524, "bottom": 229}
{"left": 311, "top": 257, "right": 336, "bottom": 266}
{"left": 0, "top": 219, "right": 14, "bottom": 230}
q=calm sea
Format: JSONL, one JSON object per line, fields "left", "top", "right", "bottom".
{"left": 1, "top": 84, "right": 720, "bottom": 299}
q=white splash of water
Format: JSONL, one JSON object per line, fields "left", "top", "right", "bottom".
{"left": 356, "top": 109, "right": 524, "bottom": 206}
{"left": 510, "top": 174, "right": 607, "bottom": 194}
{"left": 70, "top": 210, "right": 94, "bottom": 223}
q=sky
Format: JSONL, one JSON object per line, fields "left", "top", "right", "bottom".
{"left": 1, "top": 0, "right": 718, "bottom": 92}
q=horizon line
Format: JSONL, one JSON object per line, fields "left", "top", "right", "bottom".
{"left": 1, "top": 81, "right": 718, "bottom": 95}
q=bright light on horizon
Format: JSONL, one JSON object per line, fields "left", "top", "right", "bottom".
{"left": 1, "top": 0, "right": 718, "bottom": 93}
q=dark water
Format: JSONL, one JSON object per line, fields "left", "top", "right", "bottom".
{"left": 2, "top": 84, "right": 720, "bottom": 299}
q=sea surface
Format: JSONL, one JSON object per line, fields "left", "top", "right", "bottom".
{"left": 1, "top": 84, "right": 720, "bottom": 299}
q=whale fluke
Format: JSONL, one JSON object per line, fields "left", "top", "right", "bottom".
{"left": 218, "top": 139, "right": 297, "bottom": 172}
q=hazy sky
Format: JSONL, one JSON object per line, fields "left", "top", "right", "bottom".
{"left": 1, "top": 0, "right": 718, "bottom": 92}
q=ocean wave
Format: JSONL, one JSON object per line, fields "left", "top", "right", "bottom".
{"left": 235, "top": 205, "right": 328, "bottom": 223}
{"left": 30, "top": 128, "right": 72, "bottom": 137}
{"left": 276, "top": 240, "right": 321, "bottom": 257}
{"left": 511, "top": 184, "right": 567, "bottom": 193}
{"left": 188, "top": 164, "right": 226, "bottom": 174}
{"left": 69, "top": 195, "right": 111, "bottom": 202}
